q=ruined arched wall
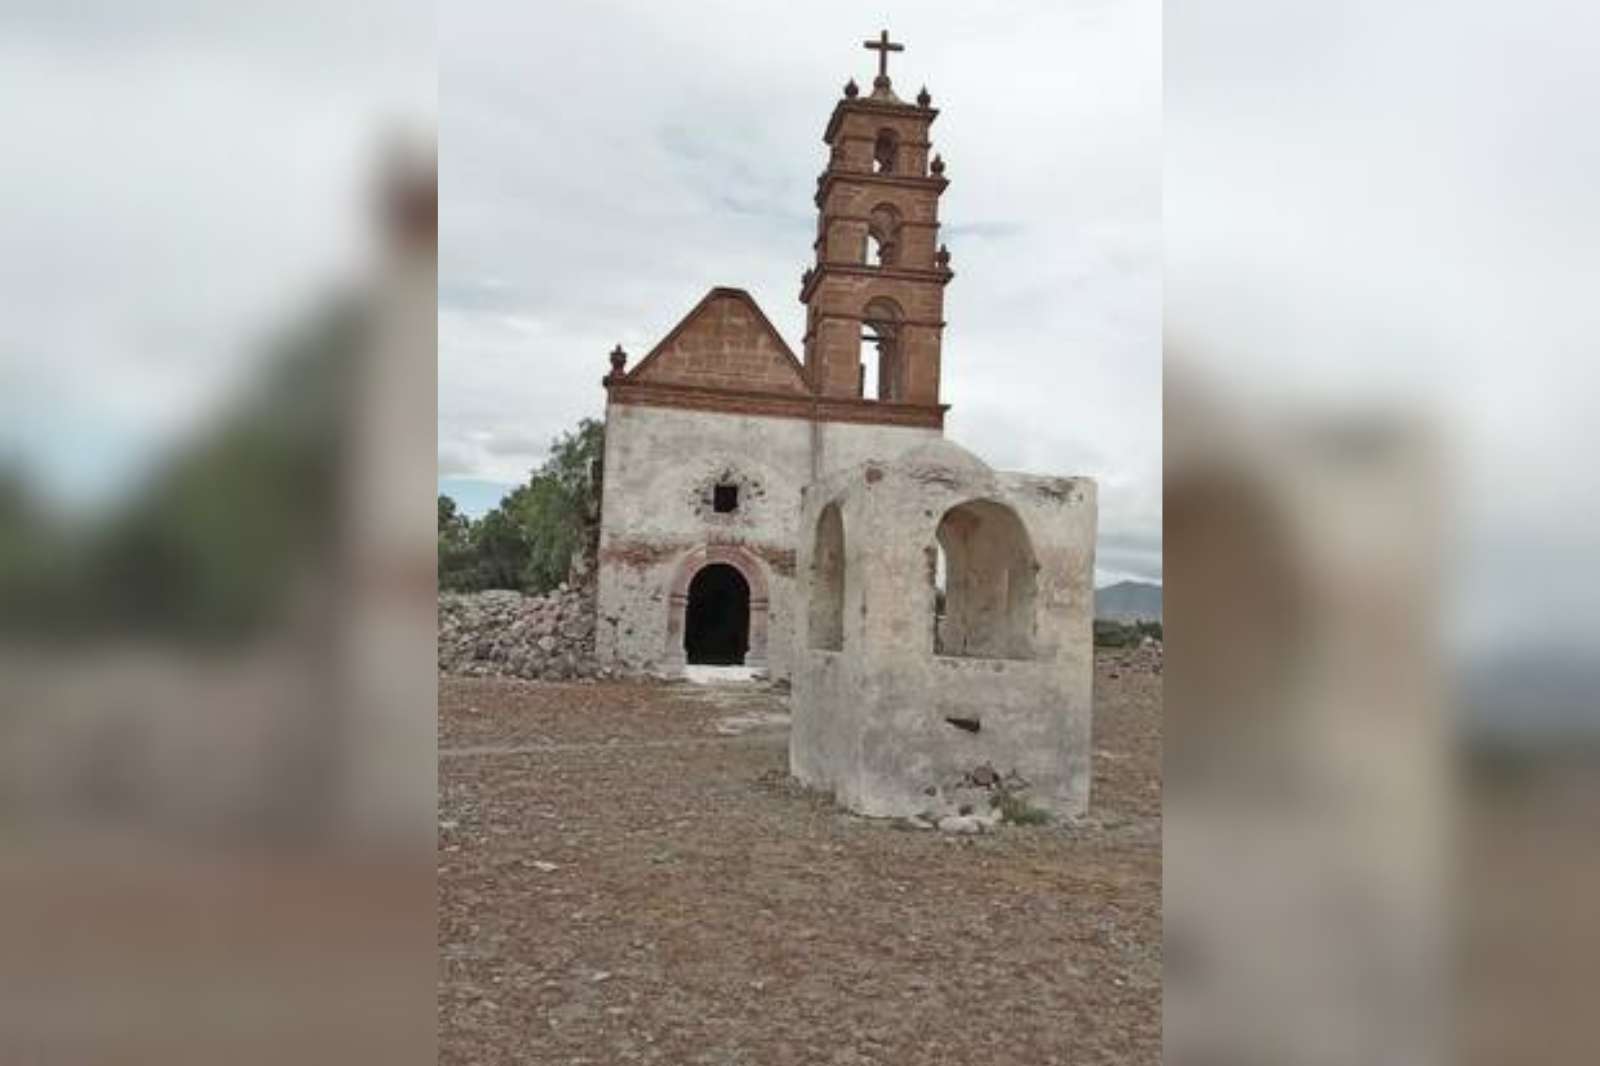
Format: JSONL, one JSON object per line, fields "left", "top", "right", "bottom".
{"left": 790, "top": 444, "right": 1097, "bottom": 819}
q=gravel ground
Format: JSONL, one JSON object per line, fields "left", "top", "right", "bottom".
{"left": 439, "top": 651, "right": 1161, "bottom": 1065}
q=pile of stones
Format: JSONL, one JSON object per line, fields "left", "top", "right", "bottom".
{"left": 1107, "top": 636, "right": 1163, "bottom": 678}
{"left": 437, "top": 585, "right": 609, "bottom": 681}
{"left": 900, "top": 763, "right": 1052, "bottom": 834}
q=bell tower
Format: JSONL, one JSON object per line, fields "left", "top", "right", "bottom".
{"left": 800, "top": 31, "right": 953, "bottom": 414}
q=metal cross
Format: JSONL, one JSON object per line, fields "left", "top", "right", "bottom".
{"left": 863, "top": 29, "right": 904, "bottom": 80}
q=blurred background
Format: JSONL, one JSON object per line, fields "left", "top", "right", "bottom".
{"left": 0, "top": 3, "right": 436, "bottom": 1062}
{"left": 1166, "top": 1, "right": 1599, "bottom": 1063}
{"left": 6, "top": 1, "right": 1597, "bottom": 1062}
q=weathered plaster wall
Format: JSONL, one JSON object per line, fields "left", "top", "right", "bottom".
{"left": 594, "top": 403, "right": 937, "bottom": 678}
{"left": 790, "top": 440, "right": 1097, "bottom": 818}
{"left": 814, "top": 419, "right": 941, "bottom": 478}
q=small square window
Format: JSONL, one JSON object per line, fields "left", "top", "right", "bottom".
{"left": 713, "top": 484, "right": 739, "bottom": 513}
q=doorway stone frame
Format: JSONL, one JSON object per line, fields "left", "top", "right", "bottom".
{"left": 665, "top": 544, "right": 770, "bottom": 672}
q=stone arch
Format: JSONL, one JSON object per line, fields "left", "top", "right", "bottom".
{"left": 873, "top": 128, "right": 900, "bottom": 174}
{"left": 866, "top": 203, "right": 901, "bottom": 266}
{"left": 861, "top": 296, "right": 905, "bottom": 402}
{"left": 809, "top": 502, "right": 845, "bottom": 650}
{"left": 665, "top": 544, "right": 771, "bottom": 669}
{"left": 862, "top": 294, "right": 904, "bottom": 324}
{"left": 932, "top": 498, "right": 1039, "bottom": 660}
{"left": 684, "top": 564, "right": 750, "bottom": 664}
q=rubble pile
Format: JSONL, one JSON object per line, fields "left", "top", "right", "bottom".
{"left": 438, "top": 585, "right": 608, "bottom": 681}
{"left": 1106, "top": 636, "right": 1163, "bottom": 678}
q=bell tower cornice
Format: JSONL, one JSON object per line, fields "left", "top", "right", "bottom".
{"left": 800, "top": 261, "right": 952, "bottom": 304}
{"left": 813, "top": 167, "right": 947, "bottom": 208}
{"left": 823, "top": 99, "right": 938, "bottom": 144}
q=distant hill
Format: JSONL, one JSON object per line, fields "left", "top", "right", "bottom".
{"left": 1096, "top": 581, "right": 1163, "bottom": 622}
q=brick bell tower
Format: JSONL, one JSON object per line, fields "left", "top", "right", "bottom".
{"left": 800, "top": 31, "right": 953, "bottom": 419}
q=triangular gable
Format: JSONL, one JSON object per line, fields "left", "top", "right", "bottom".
{"left": 627, "top": 287, "right": 810, "bottom": 395}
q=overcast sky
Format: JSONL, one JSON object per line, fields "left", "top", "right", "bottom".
{"left": 10, "top": 0, "right": 1596, "bottom": 681}
{"left": 440, "top": 0, "right": 1162, "bottom": 585}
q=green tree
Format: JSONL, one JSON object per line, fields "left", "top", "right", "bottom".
{"left": 437, "top": 494, "right": 479, "bottom": 590}
{"left": 441, "top": 418, "right": 604, "bottom": 594}
{"left": 468, "top": 501, "right": 529, "bottom": 590}
{"left": 509, "top": 418, "right": 603, "bottom": 592}
{"left": 438, "top": 494, "right": 466, "bottom": 539}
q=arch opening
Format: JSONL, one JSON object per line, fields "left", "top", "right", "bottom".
{"left": 865, "top": 229, "right": 886, "bottom": 266}
{"left": 684, "top": 563, "right": 750, "bottom": 665}
{"left": 866, "top": 204, "right": 900, "bottom": 267}
{"left": 873, "top": 128, "right": 899, "bottom": 174}
{"left": 933, "top": 500, "right": 1038, "bottom": 660}
{"left": 861, "top": 297, "right": 904, "bottom": 402}
{"left": 810, "top": 503, "right": 845, "bottom": 650}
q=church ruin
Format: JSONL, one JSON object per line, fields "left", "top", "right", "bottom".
{"left": 594, "top": 33, "right": 1096, "bottom": 817}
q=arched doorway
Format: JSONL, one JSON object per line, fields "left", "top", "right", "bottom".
{"left": 665, "top": 545, "right": 770, "bottom": 672}
{"left": 684, "top": 563, "right": 751, "bottom": 665}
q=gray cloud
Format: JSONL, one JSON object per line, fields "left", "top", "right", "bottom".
{"left": 437, "top": 443, "right": 478, "bottom": 480}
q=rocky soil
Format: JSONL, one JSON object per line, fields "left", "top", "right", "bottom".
{"left": 438, "top": 587, "right": 607, "bottom": 682}
{"left": 438, "top": 652, "right": 1161, "bottom": 1064}
{"left": 1103, "top": 637, "right": 1163, "bottom": 678}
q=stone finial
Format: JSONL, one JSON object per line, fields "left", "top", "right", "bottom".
{"left": 930, "top": 153, "right": 946, "bottom": 176}
{"left": 936, "top": 244, "right": 951, "bottom": 269}
{"left": 609, "top": 344, "right": 627, "bottom": 373}
{"left": 844, "top": 78, "right": 859, "bottom": 98}
{"left": 917, "top": 85, "right": 932, "bottom": 108}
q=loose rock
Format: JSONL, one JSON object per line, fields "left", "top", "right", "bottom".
{"left": 936, "top": 814, "right": 987, "bottom": 835}
{"left": 438, "top": 585, "right": 613, "bottom": 682}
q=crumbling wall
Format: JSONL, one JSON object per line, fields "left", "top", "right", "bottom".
{"left": 437, "top": 585, "right": 609, "bottom": 681}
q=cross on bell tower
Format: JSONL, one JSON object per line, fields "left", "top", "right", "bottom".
{"left": 863, "top": 29, "right": 903, "bottom": 87}
{"left": 800, "top": 33, "right": 953, "bottom": 417}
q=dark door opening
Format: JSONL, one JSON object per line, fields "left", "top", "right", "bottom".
{"left": 684, "top": 563, "right": 750, "bottom": 665}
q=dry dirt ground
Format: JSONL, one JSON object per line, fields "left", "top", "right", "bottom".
{"left": 439, "top": 651, "right": 1161, "bottom": 1065}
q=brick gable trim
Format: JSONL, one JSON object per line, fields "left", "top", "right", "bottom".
{"left": 618, "top": 287, "right": 810, "bottom": 393}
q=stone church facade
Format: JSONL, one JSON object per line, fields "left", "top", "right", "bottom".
{"left": 595, "top": 46, "right": 955, "bottom": 680}
{"left": 594, "top": 34, "right": 1096, "bottom": 792}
